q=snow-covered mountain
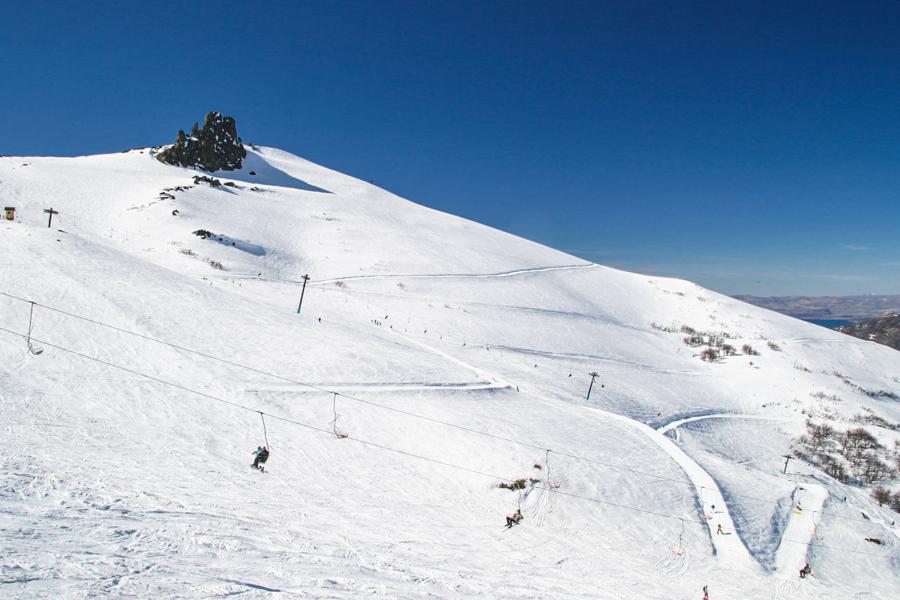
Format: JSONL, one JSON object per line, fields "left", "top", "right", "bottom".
{"left": 1, "top": 146, "right": 898, "bottom": 599}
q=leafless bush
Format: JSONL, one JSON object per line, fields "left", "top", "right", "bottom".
{"left": 683, "top": 335, "right": 705, "bottom": 347}
{"left": 767, "top": 341, "right": 781, "bottom": 351}
{"left": 741, "top": 344, "right": 757, "bottom": 355}
{"left": 700, "top": 348, "right": 719, "bottom": 362}
{"left": 497, "top": 479, "right": 528, "bottom": 491}
{"left": 819, "top": 454, "right": 849, "bottom": 483}
{"left": 871, "top": 487, "right": 892, "bottom": 507}
{"left": 851, "top": 411, "right": 898, "bottom": 431}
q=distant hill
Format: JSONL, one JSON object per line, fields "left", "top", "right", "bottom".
{"left": 734, "top": 294, "right": 900, "bottom": 321}
{"left": 837, "top": 313, "right": 900, "bottom": 350}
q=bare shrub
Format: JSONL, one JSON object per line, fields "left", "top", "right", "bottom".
{"left": 497, "top": 479, "right": 528, "bottom": 490}
{"left": 721, "top": 344, "right": 736, "bottom": 356}
{"left": 767, "top": 341, "right": 781, "bottom": 351}
{"left": 810, "top": 391, "right": 842, "bottom": 403}
{"left": 700, "top": 348, "right": 719, "bottom": 362}
{"left": 851, "top": 411, "right": 898, "bottom": 431}
{"left": 741, "top": 344, "right": 757, "bottom": 355}
{"left": 819, "top": 454, "right": 849, "bottom": 483}
{"left": 890, "top": 491, "right": 900, "bottom": 512}
{"left": 871, "top": 487, "right": 891, "bottom": 507}
{"left": 803, "top": 420, "right": 836, "bottom": 456}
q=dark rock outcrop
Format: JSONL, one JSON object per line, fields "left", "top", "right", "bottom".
{"left": 157, "top": 112, "right": 246, "bottom": 171}
{"left": 837, "top": 313, "right": 900, "bottom": 351}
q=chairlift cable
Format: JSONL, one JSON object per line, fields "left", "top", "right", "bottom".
{"left": 0, "top": 292, "right": 887, "bottom": 526}
{"left": 0, "top": 325, "right": 893, "bottom": 558}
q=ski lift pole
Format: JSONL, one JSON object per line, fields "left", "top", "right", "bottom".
{"left": 43, "top": 207, "right": 58, "bottom": 228}
{"left": 586, "top": 371, "right": 600, "bottom": 400}
{"left": 782, "top": 455, "right": 793, "bottom": 474}
{"left": 296, "top": 274, "right": 310, "bottom": 314}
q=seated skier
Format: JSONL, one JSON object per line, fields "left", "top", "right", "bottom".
{"left": 251, "top": 446, "right": 270, "bottom": 470}
{"left": 505, "top": 508, "right": 523, "bottom": 529}
{"left": 799, "top": 563, "right": 811, "bottom": 578}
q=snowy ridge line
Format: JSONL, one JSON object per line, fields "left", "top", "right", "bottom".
{"left": 1, "top": 327, "right": 887, "bottom": 563}
{"left": 0, "top": 293, "right": 884, "bottom": 528}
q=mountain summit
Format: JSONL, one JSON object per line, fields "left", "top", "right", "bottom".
{"left": 1, "top": 144, "right": 898, "bottom": 599}
{"left": 156, "top": 111, "right": 246, "bottom": 171}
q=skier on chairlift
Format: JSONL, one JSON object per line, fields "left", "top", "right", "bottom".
{"left": 252, "top": 446, "right": 269, "bottom": 471}
{"left": 505, "top": 508, "right": 523, "bottom": 529}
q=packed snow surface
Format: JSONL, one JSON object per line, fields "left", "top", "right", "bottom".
{"left": 1, "top": 147, "right": 898, "bottom": 599}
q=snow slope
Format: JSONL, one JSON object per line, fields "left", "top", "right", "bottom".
{"left": 1, "top": 147, "right": 898, "bottom": 599}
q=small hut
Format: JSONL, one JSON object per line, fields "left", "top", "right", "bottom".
{"left": 4, "top": 207, "right": 14, "bottom": 220}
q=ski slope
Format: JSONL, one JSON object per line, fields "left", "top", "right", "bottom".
{"left": 1, "top": 146, "right": 899, "bottom": 599}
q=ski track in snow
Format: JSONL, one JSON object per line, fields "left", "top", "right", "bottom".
{"left": 309, "top": 263, "right": 599, "bottom": 286}
{"left": 774, "top": 483, "right": 827, "bottom": 575}
{"left": 658, "top": 413, "right": 789, "bottom": 440}
{"left": 488, "top": 344, "right": 707, "bottom": 376}
{"left": 657, "top": 413, "right": 828, "bottom": 577}
{"left": 605, "top": 412, "right": 762, "bottom": 572}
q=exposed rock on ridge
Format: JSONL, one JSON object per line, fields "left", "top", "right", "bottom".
{"left": 157, "top": 112, "right": 246, "bottom": 171}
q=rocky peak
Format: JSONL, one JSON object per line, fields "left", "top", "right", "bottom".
{"left": 157, "top": 112, "right": 247, "bottom": 171}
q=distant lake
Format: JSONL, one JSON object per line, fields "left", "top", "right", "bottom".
{"left": 804, "top": 319, "right": 853, "bottom": 329}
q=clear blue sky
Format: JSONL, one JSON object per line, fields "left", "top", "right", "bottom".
{"left": 2, "top": 1, "right": 899, "bottom": 296}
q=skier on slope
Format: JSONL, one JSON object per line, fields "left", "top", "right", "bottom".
{"left": 252, "top": 446, "right": 269, "bottom": 470}
{"left": 702, "top": 584, "right": 709, "bottom": 600}
{"left": 505, "top": 508, "right": 523, "bottom": 529}
{"left": 799, "top": 563, "right": 811, "bottom": 579}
